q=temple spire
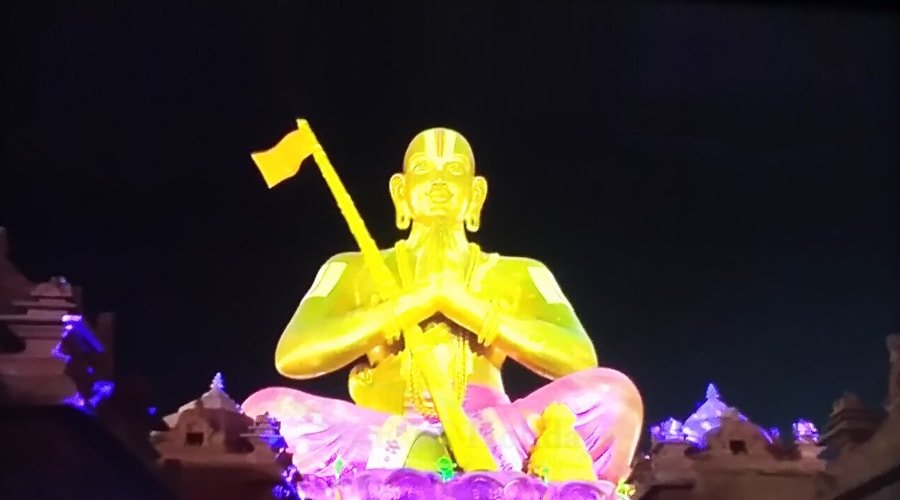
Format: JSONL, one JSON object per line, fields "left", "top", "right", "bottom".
{"left": 706, "top": 383, "right": 720, "bottom": 401}
{"left": 210, "top": 372, "right": 225, "bottom": 391}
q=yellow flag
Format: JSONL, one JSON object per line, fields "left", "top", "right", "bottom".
{"left": 251, "top": 119, "right": 320, "bottom": 188}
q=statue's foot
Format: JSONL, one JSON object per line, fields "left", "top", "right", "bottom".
{"left": 403, "top": 432, "right": 452, "bottom": 472}
{"left": 526, "top": 403, "right": 597, "bottom": 483}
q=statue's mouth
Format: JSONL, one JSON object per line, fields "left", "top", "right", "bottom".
{"left": 428, "top": 189, "right": 452, "bottom": 203}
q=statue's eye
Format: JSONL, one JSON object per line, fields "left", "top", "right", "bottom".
{"left": 412, "top": 162, "right": 429, "bottom": 174}
{"left": 446, "top": 162, "right": 464, "bottom": 175}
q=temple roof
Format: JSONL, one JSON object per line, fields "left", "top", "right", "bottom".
{"left": 163, "top": 372, "right": 242, "bottom": 427}
{"left": 682, "top": 383, "right": 747, "bottom": 444}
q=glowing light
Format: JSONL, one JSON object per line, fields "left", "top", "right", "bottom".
{"left": 87, "top": 380, "right": 115, "bottom": 407}
{"left": 650, "top": 417, "right": 684, "bottom": 443}
{"left": 64, "top": 392, "right": 86, "bottom": 408}
{"left": 210, "top": 372, "right": 225, "bottom": 391}
{"left": 616, "top": 478, "right": 636, "bottom": 498}
{"left": 271, "top": 484, "right": 299, "bottom": 500}
{"left": 50, "top": 333, "right": 71, "bottom": 363}
{"left": 682, "top": 383, "right": 746, "bottom": 445}
{"left": 436, "top": 455, "right": 455, "bottom": 482}
{"left": 648, "top": 383, "right": 788, "bottom": 447}
{"left": 792, "top": 419, "right": 819, "bottom": 444}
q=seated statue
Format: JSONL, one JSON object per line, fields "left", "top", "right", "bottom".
{"left": 242, "top": 126, "right": 643, "bottom": 484}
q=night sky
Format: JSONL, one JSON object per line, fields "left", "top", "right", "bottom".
{"left": 3, "top": 2, "right": 898, "bottom": 435}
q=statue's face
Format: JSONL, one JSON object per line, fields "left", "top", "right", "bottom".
{"left": 392, "top": 128, "right": 485, "bottom": 226}
{"left": 404, "top": 150, "right": 473, "bottom": 222}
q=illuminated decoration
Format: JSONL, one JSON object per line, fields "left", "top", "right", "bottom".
{"left": 616, "top": 478, "right": 636, "bottom": 498}
{"left": 436, "top": 455, "right": 455, "bottom": 482}
{"left": 270, "top": 484, "right": 299, "bottom": 500}
{"left": 63, "top": 392, "right": 87, "bottom": 408}
{"left": 88, "top": 380, "right": 115, "bottom": 407}
{"left": 650, "top": 417, "right": 685, "bottom": 443}
{"left": 649, "top": 383, "right": 763, "bottom": 446}
{"left": 281, "top": 464, "right": 300, "bottom": 498}
{"left": 257, "top": 414, "right": 289, "bottom": 452}
{"left": 792, "top": 419, "right": 819, "bottom": 444}
{"left": 648, "top": 383, "right": 818, "bottom": 450}
{"left": 242, "top": 120, "right": 644, "bottom": 490}
{"left": 682, "top": 383, "right": 747, "bottom": 445}
{"left": 210, "top": 371, "right": 225, "bottom": 391}
{"left": 56, "top": 314, "right": 115, "bottom": 413}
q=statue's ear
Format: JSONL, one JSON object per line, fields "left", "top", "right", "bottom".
{"left": 471, "top": 176, "right": 487, "bottom": 212}
{"left": 389, "top": 173, "right": 411, "bottom": 230}
{"left": 465, "top": 176, "right": 488, "bottom": 232}
{"left": 389, "top": 173, "right": 405, "bottom": 204}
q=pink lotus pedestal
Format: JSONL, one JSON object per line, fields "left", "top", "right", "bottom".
{"left": 294, "top": 468, "right": 618, "bottom": 499}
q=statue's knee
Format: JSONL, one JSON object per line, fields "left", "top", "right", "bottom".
{"left": 570, "top": 367, "right": 643, "bottom": 418}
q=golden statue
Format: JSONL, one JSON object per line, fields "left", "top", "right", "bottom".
{"left": 242, "top": 120, "right": 643, "bottom": 484}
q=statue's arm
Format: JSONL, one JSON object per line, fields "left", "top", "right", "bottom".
{"left": 441, "top": 258, "right": 598, "bottom": 379}
{"left": 274, "top": 253, "right": 433, "bottom": 379}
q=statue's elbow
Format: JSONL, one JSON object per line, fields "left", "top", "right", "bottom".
{"left": 275, "top": 353, "right": 326, "bottom": 379}
{"left": 274, "top": 351, "right": 300, "bottom": 378}
{"left": 586, "top": 347, "right": 600, "bottom": 368}
{"left": 570, "top": 347, "right": 599, "bottom": 373}
{"left": 274, "top": 340, "right": 324, "bottom": 379}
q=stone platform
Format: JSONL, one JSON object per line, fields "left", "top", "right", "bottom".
{"left": 294, "top": 469, "right": 619, "bottom": 499}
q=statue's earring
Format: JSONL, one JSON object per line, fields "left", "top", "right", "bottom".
{"left": 465, "top": 212, "right": 480, "bottom": 232}
{"left": 396, "top": 207, "right": 411, "bottom": 230}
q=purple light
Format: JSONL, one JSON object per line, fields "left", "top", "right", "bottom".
{"left": 650, "top": 417, "right": 684, "bottom": 443}
{"left": 681, "top": 382, "right": 747, "bottom": 445}
{"left": 705, "top": 383, "right": 720, "bottom": 401}
{"left": 271, "top": 483, "right": 299, "bottom": 500}
{"left": 210, "top": 372, "right": 225, "bottom": 391}
{"left": 50, "top": 337, "right": 71, "bottom": 363}
{"left": 792, "top": 419, "right": 819, "bottom": 444}
{"left": 58, "top": 313, "right": 104, "bottom": 352}
{"left": 87, "top": 380, "right": 114, "bottom": 407}
{"left": 63, "top": 392, "right": 86, "bottom": 408}
{"left": 148, "top": 406, "right": 158, "bottom": 416}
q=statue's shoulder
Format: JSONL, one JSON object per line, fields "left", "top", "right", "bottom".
{"left": 322, "top": 251, "right": 362, "bottom": 266}
{"left": 477, "top": 250, "right": 557, "bottom": 287}
{"left": 488, "top": 252, "right": 552, "bottom": 273}
{"left": 491, "top": 254, "right": 570, "bottom": 306}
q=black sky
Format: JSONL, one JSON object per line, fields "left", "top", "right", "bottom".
{"left": 3, "top": 1, "right": 898, "bottom": 434}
